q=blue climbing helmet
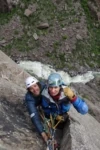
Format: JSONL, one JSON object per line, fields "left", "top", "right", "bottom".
{"left": 47, "top": 73, "right": 63, "bottom": 87}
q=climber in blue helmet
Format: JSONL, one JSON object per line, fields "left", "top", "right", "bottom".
{"left": 24, "top": 73, "right": 88, "bottom": 147}
{"left": 41, "top": 73, "right": 88, "bottom": 124}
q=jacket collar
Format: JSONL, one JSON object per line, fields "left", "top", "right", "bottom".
{"left": 42, "top": 88, "right": 66, "bottom": 103}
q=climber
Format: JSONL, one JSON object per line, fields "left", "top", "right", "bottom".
{"left": 41, "top": 73, "right": 88, "bottom": 124}
{"left": 25, "top": 73, "right": 88, "bottom": 147}
{"left": 25, "top": 76, "right": 48, "bottom": 143}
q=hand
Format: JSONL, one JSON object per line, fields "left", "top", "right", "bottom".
{"left": 41, "top": 132, "right": 48, "bottom": 142}
{"left": 56, "top": 115, "right": 64, "bottom": 122}
{"left": 63, "top": 87, "right": 76, "bottom": 100}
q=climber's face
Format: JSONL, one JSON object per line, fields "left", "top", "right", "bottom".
{"left": 48, "top": 86, "right": 60, "bottom": 96}
{"left": 29, "top": 83, "right": 40, "bottom": 96}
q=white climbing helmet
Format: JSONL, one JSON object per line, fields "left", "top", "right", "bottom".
{"left": 25, "top": 76, "right": 38, "bottom": 88}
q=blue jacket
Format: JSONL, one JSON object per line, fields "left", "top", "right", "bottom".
{"left": 41, "top": 87, "right": 88, "bottom": 117}
{"left": 25, "top": 83, "right": 45, "bottom": 134}
{"left": 25, "top": 83, "right": 88, "bottom": 134}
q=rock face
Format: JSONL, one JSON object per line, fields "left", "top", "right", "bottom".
{"left": 61, "top": 107, "right": 100, "bottom": 150}
{"left": 61, "top": 77, "right": 100, "bottom": 150}
{"left": 71, "top": 79, "right": 100, "bottom": 123}
{"left": 0, "top": 50, "right": 45, "bottom": 150}
{"left": 0, "top": 97, "right": 45, "bottom": 150}
{"left": 0, "top": 50, "right": 100, "bottom": 150}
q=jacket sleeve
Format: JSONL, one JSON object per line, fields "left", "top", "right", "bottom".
{"left": 25, "top": 94, "right": 44, "bottom": 134}
{"left": 72, "top": 97, "right": 88, "bottom": 115}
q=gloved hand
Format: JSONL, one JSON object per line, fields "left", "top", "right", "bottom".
{"left": 56, "top": 115, "right": 64, "bottom": 122}
{"left": 63, "top": 87, "right": 76, "bottom": 100}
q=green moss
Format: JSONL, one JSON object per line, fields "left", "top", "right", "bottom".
{"left": 62, "top": 35, "right": 68, "bottom": 40}
{"left": 0, "top": 0, "right": 100, "bottom": 71}
{"left": 4, "top": 44, "right": 12, "bottom": 50}
{"left": 65, "top": 0, "right": 73, "bottom": 7}
{"left": 73, "top": 18, "right": 80, "bottom": 23}
{"left": 79, "top": 0, "right": 100, "bottom": 68}
{"left": 0, "top": 7, "right": 18, "bottom": 25}
{"left": 53, "top": 41, "right": 61, "bottom": 49}
{"left": 45, "top": 48, "right": 66, "bottom": 69}
{"left": 20, "top": 0, "right": 57, "bottom": 26}
{"left": 3, "top": 36, "right": 31, "bottom": 52}
{"left": 14, "top": 30, "right": 19, "bottom": 35}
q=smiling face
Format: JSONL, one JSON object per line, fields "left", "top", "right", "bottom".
{"left": 48, "top": 86, "right": 60, "bottom": 96}
{"left": 28, "top": 83, "right": 40, "bottom": 96}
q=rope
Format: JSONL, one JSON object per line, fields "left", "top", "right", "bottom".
{"left": 39, "top": 107, "right": 62, "bottom": 137}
